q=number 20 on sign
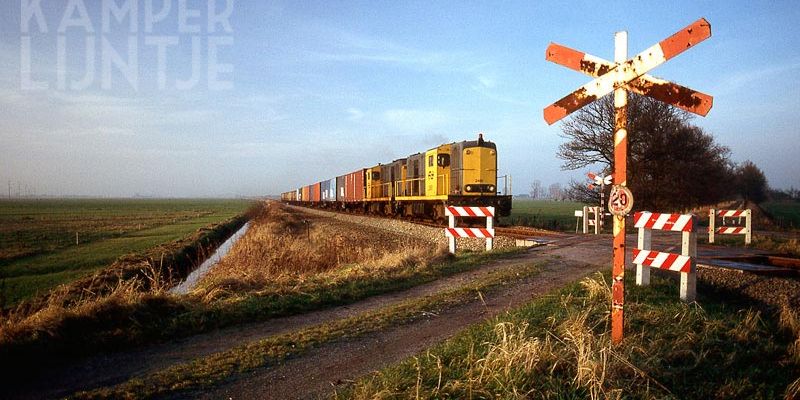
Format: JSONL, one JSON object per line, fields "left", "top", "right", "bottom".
{"left": 543, "top": 18, "right": 713, "bottom": 344}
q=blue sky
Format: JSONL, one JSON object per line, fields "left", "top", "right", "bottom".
{"left": 1, "top": 1, "right": 799, "bottom": 197}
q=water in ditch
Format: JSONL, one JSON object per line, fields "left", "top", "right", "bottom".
{"left": 170, "top": 221, "right": 251, "bottom": 295}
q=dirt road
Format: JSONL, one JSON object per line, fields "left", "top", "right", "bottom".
{"left": 200, "top": 245, "right": 605, "bottom": 399}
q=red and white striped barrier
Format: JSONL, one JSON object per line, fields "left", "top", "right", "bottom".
{"left": 633, "top": 212, "right": 694, "bottom": 232}
{"left": 718, "top": 209, "right": 747, "bottom": 218}
{"left": 584, "top": 206, "right": 603, "bottom": 234}
{"left": 444, "top": 228, "right": 494, "bottom": 238}
{"left": 444, "top": 206, "right": 495, "bottom": 253}
{"left": 709, "top": 208, "right": 751, "bottom": 244}
{"left": 715, "top": 227, "right": 747, "bottom": 234}
{"left": 633, "top": 211, "right": 697, "bottom": 302}
{"left": 631, "top": 249, "right": 692, "bottom": 273}
{"left": 445, "top": 206, "right": 495, "bottom": 218}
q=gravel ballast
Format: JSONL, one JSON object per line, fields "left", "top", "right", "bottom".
{"left": 287, "top": 205, "right": 516, "bottom": 251}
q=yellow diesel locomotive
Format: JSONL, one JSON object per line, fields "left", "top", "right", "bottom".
{"left": 281, "top": 134, "right": 512, "bottom": 219}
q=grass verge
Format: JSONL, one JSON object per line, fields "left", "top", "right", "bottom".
{"left": 0, "top": 220, "right": 525, "bottom": 387}
{"left": 73, "top": 259, "right": 544, "bottom": 399}
{"left": 337, "top": 271, "right": 800, "bottom": 399}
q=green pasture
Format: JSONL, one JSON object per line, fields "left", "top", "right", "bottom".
{"left": 762, "top": 200, "right": 800, "bottom": 230}
{"left": 505, "top": 198, "right": 586, "bottom": 231}
{"left": 0, "top": 198, "right": 253, "bottom": 305}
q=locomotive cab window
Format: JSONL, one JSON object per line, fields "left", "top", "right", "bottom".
{"left": 437, "top": 154, "right": 450, "bottom": 167}
{"left": 428, "top": 155, "right": 433, "bottom": 167}
{"left": 371, "top": 171, "right": 380, "bottom": 180}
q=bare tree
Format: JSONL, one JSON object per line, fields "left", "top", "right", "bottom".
{"left": 558, "top": 94, "right": 735, "bottom": 211}
{"left": 529, "top": 180, "right": 543, "bottom": 199}
{"left": 548, "top": 182, "right": 563, "bottom": 201}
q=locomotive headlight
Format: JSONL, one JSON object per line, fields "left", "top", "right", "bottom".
{"left": 465, "top": 149, "right": 472, "bottom": 155}
{"left": 466, "top": 185, "right": 473, "bottom": 192}
{"left": 489, "top": 185, "right": 495, "bottom": 192}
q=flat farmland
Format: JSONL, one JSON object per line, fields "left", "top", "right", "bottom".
{"left": 506, "top": 199, "right": 585, "bottom": 231}
{"left": 763, "top": 200, "right": 800, "bottom": 230}
{"left": 0, "top": 198, "right": 252, "bottom": 305}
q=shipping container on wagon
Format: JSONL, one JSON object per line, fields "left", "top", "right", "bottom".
{"left": 302, "top": 185, "right": 310, "bottom": 202}
{"left": 336, "top": 175, "right": 345, "bottom": 202}
{"left": 282, "top": 191, "right": 296, "bottom": 201}
{"left": 320, "top": 179, "right": 331, "bottom": 202}
{"left": 321, "top": 178, "right": 336, "bottom": 201}
{"left": 342, "top": 169, "right": 365, "bottom": 202}
{"left": 312, "top": 182, "right": 321, "bottom": 202}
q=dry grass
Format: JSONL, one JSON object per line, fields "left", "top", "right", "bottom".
{"left": 780, "top": 305, "right": 800, "bottom": 359}
{"left": 750, "top": 236, "right": 800, "bottom": 257}
{"left": 341, "top": 271, "right": 800, "bottom": 399}
{"left": 781, "top": 305, "right": 800, "bottom": 400}
{"left": 0, "top": 261, "right": 174, "bottom": 349}
{"left": 193, "top": 202, "right": 442, "bottom": 300}
{"left": 343, "top": 274, "right": 634, "bottom": 400}
{"left": 473, "top": 322, "right": 549, "bottom": 397}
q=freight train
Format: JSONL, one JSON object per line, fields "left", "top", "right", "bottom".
{"left": 280, "top": 134, "right": 512, "bottom": 219}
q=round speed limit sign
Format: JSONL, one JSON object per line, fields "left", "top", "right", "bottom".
{"left": 608, "top": 185, "right": 633, "bottom": 216}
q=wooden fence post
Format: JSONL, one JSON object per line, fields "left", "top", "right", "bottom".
{"left": 636, "top": 226, "right": 651, "bottom": 285}
{"left": 709, "top": 208, "right": 716, "bottom": 243}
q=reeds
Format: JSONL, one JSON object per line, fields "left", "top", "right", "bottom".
{"left": 0, "top": 261, "right": 174, "bottom": 351}
{"left": 194, "top": 202, "right": 441, "bottom": 299}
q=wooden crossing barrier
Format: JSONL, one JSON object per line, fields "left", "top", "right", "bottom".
{"left": 633, "top": 211, "right": 698, "bottom": 302}
{"left": 444, "top": 206, "right": 495, "bottom": 253}
{"left": 709, "top": 209, "right": 751, "bottom": 244}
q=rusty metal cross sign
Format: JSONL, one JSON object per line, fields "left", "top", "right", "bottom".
{"left": 543, "top": 18, "right": 713, "bottom": 344}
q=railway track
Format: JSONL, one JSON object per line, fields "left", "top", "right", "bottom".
{"left": 405, "top": 219, "right": 561, "bottom": 240}
{"left": 283, "top": 201, "right": 566, "bottom": 240}
{"left": 284, "top": 201, "right": 601, "bottom": 249}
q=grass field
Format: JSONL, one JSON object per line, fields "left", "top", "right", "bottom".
{"left": 0, "top": 198, "right": 252, "bottom": 305}
{"left": 339, "top": 271, "right": 800, "bottom": 399}
{"left": 763, "top": 200, "right": 800, "bottom": 230}
{"left": 506, "top": 198, "right": 586, "bottom": 231}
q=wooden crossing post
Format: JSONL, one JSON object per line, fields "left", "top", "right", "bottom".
{"left": 610, "top": 30, "right": 628, "bottom": 345}
{"left": 709, "top": 208, "right": 716, "bottom": 243}
{"left": 709, "top": 209, "right": 752, "bottom": 245}
{"left": 633, "top": 212, "right": 698, "bottom": 302}
{"left": 543, "top": 18, "right": 713, "bottom": 344}
{"left": 444, "top": 206, "right": 495, "bottom": 254}
{"left": 636, "top": 223, "right": 651, "bottom": 285}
